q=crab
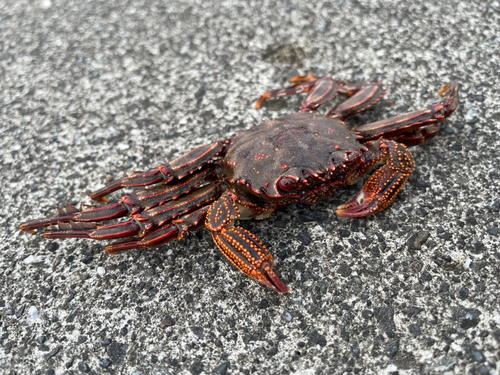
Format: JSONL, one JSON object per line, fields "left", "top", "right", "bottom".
{"left": 20, "top": 75, "right": 459, "bottom": 293}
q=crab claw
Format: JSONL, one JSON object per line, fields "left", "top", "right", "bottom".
{"left": 212, "top": 227, "right": 289, "bottom": 293}
{"left": 337, "top": 140, "right": 415, "bottom": 218}
{"left": 336, "top": 164, "right": 412, "bottom": 218}
{"left": 336, "top": 189, "right": 382, "bottom": 218}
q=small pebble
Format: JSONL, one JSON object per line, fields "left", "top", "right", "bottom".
{"left": 258, "top": 299, "right": 268, "bottom": 309}
{"left": 267, "top": 347, "right": 278, "bottom": 356}
{"left": 283, "top": 312, "right": 292, "bottom": 322}
{"left": 78, "top": 362, "right": 90, "bottom": 373}
{"left": 409, "top": 325, "right": 421, "bottom": 336}
{"left": 351, "top": 346, "right": 360, "bottom": 357}
{"left": 488, "top": 227, "right": 499, "bottom": 236}
{"left": 99, "top": 358, "right": 112, "bottom": 368}
{"left": 465, "top": 109, "right": 478, "bottom": 122}
{"left": 160, "top": 316, "right": 175, "bottom": 329}
{"left": 413, "top": 231, "right": 430, "bottom": 248}
{"left": 23, "top": 255, "right": 36, "bottom": 264}
{"left": 479, "top": 365, "right": 490, "bottom": 375}
{"left": 214, "top": 362, "right": 230, "bottom": 375}
{"left": 410, "top": 260, "right": 424, "bottom": 273}
{"left": 472, "top": 350, "right": 486, "bottom": 362}
{"left": 458, "top": 287, "right": 469, "bottom": 300}
{"left": 340, "top": 229, "right": 350, "bottom": 238}
{"left": 461, "top": 310, "right": 481, "bottom": 329}
{"left": 297, "top": 232, "right": 312, "bottom": 245}
{"left": 77, "top": 336, "right": 88, "bottom": 344}
{"left": 97, "top": 267, "right": 106, "bottom": 275}
{"left": 386, "top": 341, "right": 399, "bottom": 358}
{"left": 28, "top": 306, "right": 39, "bottom": 319}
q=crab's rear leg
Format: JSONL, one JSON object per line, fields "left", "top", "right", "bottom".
{"left": 256, "top": 75, "right": 387, "bottom": 118}
{"left": 47, "top": 206, "right": 211, "bottom": 254}
{"left": 20, "top": 169, "right": 215, "bottom": 232}
{"left": 33, "top": 183, "right": 221, "bottom": 247}
{"left": 337, "top": 139, "right": 415, "bottom": 218}
{"left": 354, "top": 81, "right": 459, "bottom": 146}
{"left": 90, "top": 139, "right": 229, "bottom": 201}
{"left": 205, "top": 191, "right": 289, "bottom": 293}
{"left": 104, "top": 206, "right": 210, "bottom": 254}
{"left": 326, "top": 82, "right": 388, "bottom": 121}
{"left": 255, "top": 76, "right": 341, "bottom": 111}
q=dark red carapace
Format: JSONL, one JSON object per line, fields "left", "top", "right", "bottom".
{"left": 21, "top": 75, "right": 459, "bottom": 293}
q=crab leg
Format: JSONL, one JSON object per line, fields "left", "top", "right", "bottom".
{"left": 256, "top": 75, "right": 387, "bottom": 118}
{"left": 90, "top": 139, "right": 229, "bottom": 201}
{"left": 326, "top": 82, "right": 387, "bottom": 120}
{"left": 256, "top": 76, "right": 341, "bottom": 110}
{"left": 391, "top": 123, "right": 441, "bottom": 147}
{"left": 32, "top": 183, "right": 221, "bottom": 244}
{"left": 205, "top": 191, "right": 289, "bottom": 293}
{"left": 353, "top": 81, "right": 459, "bottom": 146}
{"left": 105, "top": 206, "right": 210, "bottom": 254}
{"left": 20, "top": 169, "right": 215, "bottom": 232}
{"left": 255, "top": 80, "right": 317, "bottom": 109}
{"left": 336, "top": 139, "right": 415, "bottom": 218}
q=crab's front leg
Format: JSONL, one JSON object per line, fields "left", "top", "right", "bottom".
{"left": 205, "top": 191, "right": 289, "bottom": 293}
{"left": 337, "top": 139, "right": 415, "bottom": 217}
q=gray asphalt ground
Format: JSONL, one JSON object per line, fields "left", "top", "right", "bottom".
{"left": 1, "top": 0, "right": 499, "bottom": 374}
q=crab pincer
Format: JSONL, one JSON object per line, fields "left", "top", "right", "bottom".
{"left": 336, "top": 140, "right": 415, "bottom": 217}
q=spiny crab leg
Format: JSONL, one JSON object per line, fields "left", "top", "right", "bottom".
{"left": 255, "top": 80, "right": 318, "bottom": 110}
{"left": 20, "top": 169, "right": 215, "bottom": 232}
{"left": 256, "top": 76, "right": 343, "bottom": 111}
{"left": 205, "top": 191, "right": 289, "bottom": 293}
{"left": 105, "top": 206, "right": 209, "bottom": 254}
{"left": 354, "top": 81, "right": 459, "bottom": 146}
{"left": 90, "top": 140, "right": 229, "bottom": 201}
{"left": 337, "top": 139, "right": 415, "bottom": 218}
{"left": 326, "top": 82, "right": 387, "bottom": 121}
{"left": 255, "top": 75, "right": 387, "bottom": 120}
{"left": 23, "top": 183, "right": 221, "bottom": 249}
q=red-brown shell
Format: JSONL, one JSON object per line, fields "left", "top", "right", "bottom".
{"left": 223, "top": 112, "right": 367, "bottom": 198}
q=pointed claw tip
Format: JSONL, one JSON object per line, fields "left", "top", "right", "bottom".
{"left": 255, "top": 99, "right": 264, "bottom": 109}
{"left": 438, "top": 83, "right": 451, "bottom": 96}
{"left": 20, "top": 224, "right": 35, "bottom": 234}
{"left": 259, "top": 265, "right": 290, "bottom": 293}
{"left": 276, "top": 284, "right": 290, "bottom": 294}
{"left": 336, "top": 198, "right": 375, "bottom": 218}
{"left": 438, "top": 81, "right": 458, "bottom": 96}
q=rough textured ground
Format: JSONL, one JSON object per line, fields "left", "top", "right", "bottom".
{"left": 1, "top": 0, "right": 499, "bottom": 374}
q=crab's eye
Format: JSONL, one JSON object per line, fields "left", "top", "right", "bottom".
{"left": 278, "top": 176, "right": 299, "bottom": 192}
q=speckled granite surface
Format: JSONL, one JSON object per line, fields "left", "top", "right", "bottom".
{"left": 1, "top": 1, "right": 499, "bottom": 374}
